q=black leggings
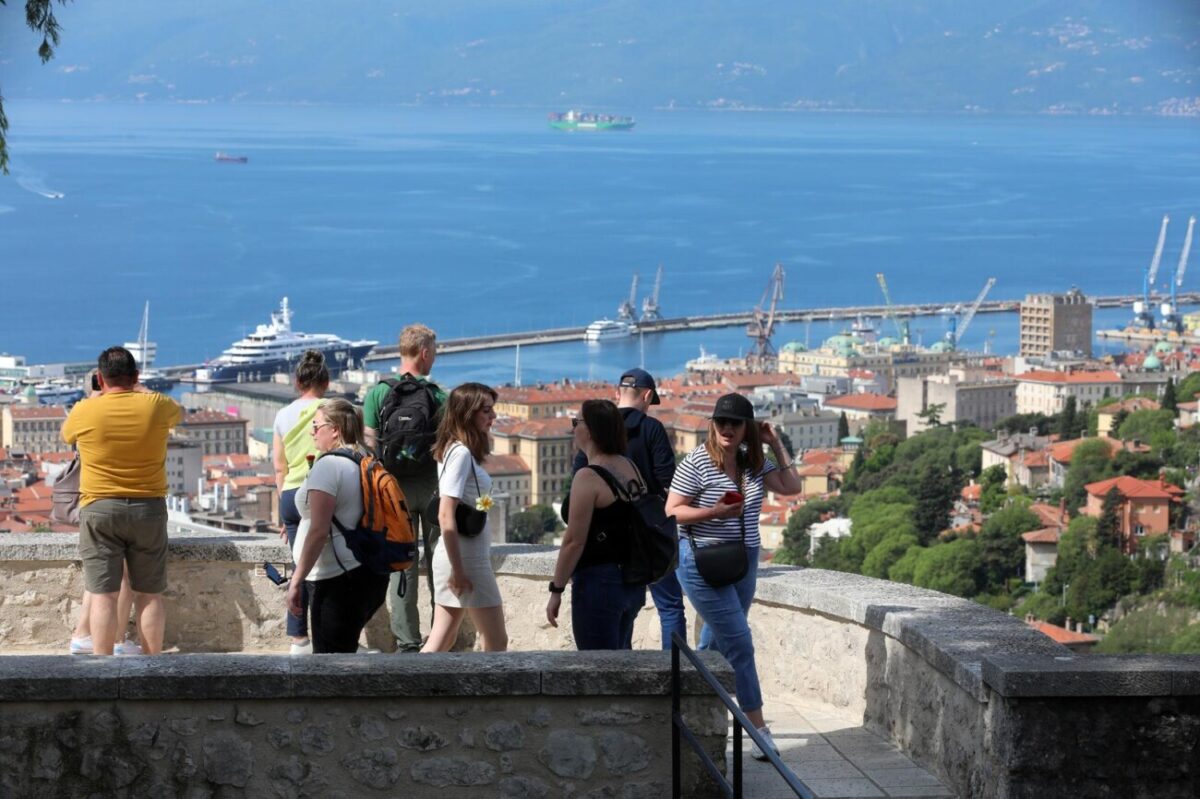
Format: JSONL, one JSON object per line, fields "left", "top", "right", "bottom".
{"left": 307, "top": 567, "right": 389, "bottom": 653}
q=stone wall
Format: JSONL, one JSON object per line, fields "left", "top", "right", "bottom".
{"left": 3, "top": 535, "right": 1200, "bottom": 797}
{"left": 0, "top": 652, "right": 730, "bottom": 798}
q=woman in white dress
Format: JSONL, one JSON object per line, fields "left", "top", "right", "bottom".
{"left": 421, "top": 382, "right": 508, "bottom": 652}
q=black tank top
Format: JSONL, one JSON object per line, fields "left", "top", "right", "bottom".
{"left": 568, "top": 463, "right": 642, "bottom": 571}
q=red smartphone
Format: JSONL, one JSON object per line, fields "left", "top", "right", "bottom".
{"left": 720, "top": 490, "right": 744, "bottom": 505}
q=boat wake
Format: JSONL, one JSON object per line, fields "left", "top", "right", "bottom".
{"left": 14, "top": 170, "right": 65, "bottom": 200}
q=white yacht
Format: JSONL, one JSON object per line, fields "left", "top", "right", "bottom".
{"left": 585, "top": 318, "right": 638, "bottom": 343}
{"left": 192, "top": 298, "right": 377, "bottom": 383}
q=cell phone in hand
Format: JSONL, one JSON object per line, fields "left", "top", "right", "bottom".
{"left": 720, "top": 490, "right": 744, "bottom": 505}
{"left": 263, "top": 561, "right": 287, "bottom": 586}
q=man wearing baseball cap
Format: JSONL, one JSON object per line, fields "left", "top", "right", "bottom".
{"left": 572, "top": 367, "right": 686, "bottom": 648}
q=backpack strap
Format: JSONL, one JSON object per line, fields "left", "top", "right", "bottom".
{"left": 316, "top": 448, "right": 364, "bottom": 574}
{"left": 585, "top": 460, "right": 646, "bottom": 503}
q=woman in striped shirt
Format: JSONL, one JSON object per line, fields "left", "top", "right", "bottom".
{"left": 666, "top": 392, "right": 803, "bottom": 761}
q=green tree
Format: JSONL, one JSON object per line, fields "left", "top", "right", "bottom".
{"left": 1177, "top": 371, "right": 1200, "bottom": 403}
{"left": 979, "top": 464, "right": 1008, "bottom": 514}
{"left": 842, "top": 486, "right": 917, "bottom": 571}
{"left": 1063, "top": 438, "right": 1114, "bottom": 513}
{"left": 976, "top": 500, "right": 1042, "bottom": 592}
{"left": 917, "top": 402, "right": 946, "bottom": 428}
{"left": 1116, "top": 409, "right": 1177, "bottom": 449}
{"left": 508, "top": 511, "right": 548, "bottom": 544}
{"left": 1095, "top": 487, "right": 1123, "bottom": 550}
{"left": 1163, "top": 378, "right": 1178, "bottom": 414}
{"left": 0, "top": 1, "right": 66, "bottom": 174}
{"left": 862, "top": 531, "right": 919, "bottom": 579}
{"left": 837, "top": 412, "right": 850, "bottom": 442}
{"left": 777, "top": 498, "right": 841, "bottom": 564}
{"left": 887, "top": 545, "right": 924, "bottom": 584}
{"left": 1057, "top": 395, "right": 1078, "bottom": 439}
{"left": 911, "top": 539, "right": 980, "bottom": 597}
{"left": 913, "top": 463, "right": 955, "bottom": 542}
{"left": 994, "top": 412, "right": 1053, "bottom": 436}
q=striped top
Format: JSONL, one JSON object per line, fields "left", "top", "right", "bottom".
{"left": 669, "top": 446, "right": 776, "bottom": 547}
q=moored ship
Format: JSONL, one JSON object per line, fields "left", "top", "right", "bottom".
{"left": 214, "top": 152, "right": 248, "bottom": 163}
{"left": 548, "top": 110, "right": 635, "bottom": 132}
{"left": 190, "top": 298, "right": 376, "bottom": 384}
{"left": 585, "top": 318, "right": 637, "bottom": 342}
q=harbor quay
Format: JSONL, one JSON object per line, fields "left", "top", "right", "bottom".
{"left": 0, "top": 535, "right": 1196, "bottom": 797}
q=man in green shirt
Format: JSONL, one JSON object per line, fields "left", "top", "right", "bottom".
{"left": 363, "top": 323, "right": 447, "bottom": 652}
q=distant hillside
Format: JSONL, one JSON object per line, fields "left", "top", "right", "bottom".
{"left": 2, "top": 0, "right": 1198, "bottom": 115}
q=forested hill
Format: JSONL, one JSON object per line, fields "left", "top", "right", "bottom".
{"left": 1, "top": 0, "right": 1198, "bottom": 115}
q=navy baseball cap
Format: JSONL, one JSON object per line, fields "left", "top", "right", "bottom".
{"left": 712, "top": 393, "right": 755, "bottom": 422}
{"left": 619, "top": 368, "right": 661, "bottom": 405}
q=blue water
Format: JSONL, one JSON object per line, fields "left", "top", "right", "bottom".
{"left": 2, "top": 102, "right": 1198, "bottom": 386}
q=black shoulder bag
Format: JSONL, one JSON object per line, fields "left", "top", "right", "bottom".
{"left": 424, "top": 443, "right": 488, "bottom": 538}
{"left": 686, "top": 469, "right": 749, "bottom": 588}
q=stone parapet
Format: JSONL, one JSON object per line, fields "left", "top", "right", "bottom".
{"left": 0, "top": 652, "right": 730, "bottom": 797}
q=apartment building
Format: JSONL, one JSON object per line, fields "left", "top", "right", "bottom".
{"left": 1014, "top": 370, "right": 1123, "bottom": 416}
{"left": 1019, "top": 289, "right": 1093, "bottom": 358}
{"left": 896, "top": 372, "right": 1017, "bottom": 435}
{"left": 175, "top": 410, "right": 250, "bottom": 456}
{"left": 490, "top": 417, "right": 574, "bottom": 507}
{"left": 1, "top": 405, "right": 68, "bottom": 453}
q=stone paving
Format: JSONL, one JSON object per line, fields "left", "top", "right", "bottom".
{"left": 727, "top": 698, "right": 955, "bottom": 799}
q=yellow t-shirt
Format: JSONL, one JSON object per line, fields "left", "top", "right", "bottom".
{"left": 62, "top": 391, "right": 184, "bottom": 506}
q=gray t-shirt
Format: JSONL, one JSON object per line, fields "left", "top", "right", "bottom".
{"left": 293, "top": 451, "right": 364, "bottom": 581}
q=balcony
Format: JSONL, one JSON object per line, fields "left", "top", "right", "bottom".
{"left": 0, "top": 529, "right": 1197, "bottom": 797}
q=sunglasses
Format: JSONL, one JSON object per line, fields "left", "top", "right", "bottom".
{"left": 714, "top": 418, "right": 746, "bottom": 429}
{"left": 571, "top": 417, "right": 582, "bottom": 429}
{"left": 312, "top": 421, "right": 333, "bottom": 433}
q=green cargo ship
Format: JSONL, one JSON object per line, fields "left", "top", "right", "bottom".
{"left": 548, "top": 110, "right": 635, "bottom": 131}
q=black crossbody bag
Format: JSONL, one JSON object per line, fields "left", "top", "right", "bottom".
{"left": 686, "top": 470, "right": 749, "bottom": 588}
{"left": 424, "top": 444, "right": 488, "bottom": 538}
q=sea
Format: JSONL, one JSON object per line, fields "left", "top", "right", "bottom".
{"left": 2, "top": 101, "right": 1199, "bottom": 388}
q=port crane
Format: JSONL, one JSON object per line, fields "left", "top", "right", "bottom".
{"left": 617, "top": 272, "right": 639, "bottom": 322}
{"left": 1133, "top": 215, "right": 1170, "bottom": 330}
{"left": 946, "top": 277, "right": 996, "bottom": 350}
{"left": 875, "top": 272, "right": 911, "bottom": 345}
{"left": 1160, "top": 215, "right": 1196, "bottom": 334}
{"left": 746, "top": 263, "right": 785, "bottom": 370}
{"left": 641, "top": 264, "right": 664, "bottom": 321}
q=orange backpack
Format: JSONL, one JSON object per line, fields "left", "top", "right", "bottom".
{"left": 322, "top": 449, "right": 418, "bottom": 592}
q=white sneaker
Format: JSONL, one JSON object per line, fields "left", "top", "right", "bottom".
{"left": 357, "top": 645, "right": 381, "bottom": 654}
{"left": 69, "top": 636, "right": 93, "bottom": 655}
{"left": 289, "top": 639, "right": 312, "bottom": 655}
{"left": 114, "top": 638, "right": 143, "bottom": 656}
{"left": 750, "top": 726, "right": 778, "bottom": 761}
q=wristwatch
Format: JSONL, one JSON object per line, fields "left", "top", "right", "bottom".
{"left": 548, "top": 581, "right": 565, "bottom": 594}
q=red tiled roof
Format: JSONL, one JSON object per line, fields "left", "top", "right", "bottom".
{"left": 203, "top": 454, "right": 254, "bottom": 470}
{"left": 8, "top": 406, "right": 67, "bottom": 420}
{"left": 1097, "top": 397, "right": 1160, "bottom": 415}
{"left": 961, "top": 484, "right": 982, "bottom": 502}
{"left": 1029, "top": 502, "right": 1068, "bottom": 529}
{"left": 491, "top": 416, "right": 575, "bottom": 438}
{"left": 720, "top": 372, "right": 796, "bottom": 390}
{"left": 495, "top": 384, "right": 612, "bottom": 405}
{"left": 1084, "top": 475, "right": 1183, "bottom": 500}
{"left": 1030, "top": 621, "right": 1098, "bottom": 645}
{"left": 481, "top": 454, "right": 530, "bottom": 476}
{"left": 1021, "top": 527, "right": 1062, "bottom": 544}
{"left": 1014, "top": 370, "right": 1122, "bottom": 385}
{"left": 824, "top": 393, "right": 897, "bottom": 412}
{"left": 1022, "top": 451, "right": 1049, "bottom": 468}
{"left": 801, "top": 449, "right": 843, "bottom": 466}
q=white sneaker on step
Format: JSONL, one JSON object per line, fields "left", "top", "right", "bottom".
{"left": 69, "top": 636, "right": 93, "bottom": 655}
{"left": 750, "top": 725, "right": 779, "bottom": 761}
{"left": 114, "top": 638, "right": 143, "bottom": 656}
{"left": 289, "top": 640, "right": 312, "bottom": 655}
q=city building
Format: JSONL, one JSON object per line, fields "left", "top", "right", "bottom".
{"left": 494, "top": 384, "right": 611, "bottom": 420}
{"left": 481, "top": 453, "right": 532, "bottom": 513}
{"left": 0, "top": 355, "right": 27, "bottom": 391}
{"left": 1, "top": 405, "right": 67, "bottom": 453}
{"left": 490, "top": 417, "right": 574, "bottom": 507}
{"left": 1083, "top": 476, "right": 1183, "bottom": 554}
{"left": 779, "top": 339, "right": 960, "bottom": 393}
{"left": 1020, "top": 502, "right": 1069, "bottom": 584}
{"left": 176, "top": 410, "right": 250, "bottom": 456}
{"left": 1018, "top": 289, "right": 1093, "bottom": 358}
{"left": 1013, "top": 370, "right": 1123, "bottom": 416}
{"left": 980, "top": 430, "right": 1054, "bottom": 483}
{"left": 1096, "top": 397, "right": 1161, "bottom": 438}
{"left": 770, "top": 407, "right": 840, "bottom": 453}
{"left": 896, "top": 371, "right": 1017, "bottom": 435}
{"left": 652, "top": 411, "right": 710, "bottom": 457}
{"left": 166, "top": 439, "right": 204, "bottom": 498}
{"left": 822, "top": 393, "right": 897, "bottom": 434}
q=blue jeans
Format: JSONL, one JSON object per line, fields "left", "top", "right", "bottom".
{"left": 676, "top": 541, "right": 763, "bottom": 713}
{"left": 571, "top": 563, "right": 646, "bottom": 650}
{"left": 649, "top": 570, "right": 688, "bottom": 650}
{"left": 280, "top": 488, "right": 309, "bottom": 638}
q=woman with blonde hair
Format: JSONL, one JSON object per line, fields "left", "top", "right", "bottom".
{"left": 272, "top": 350, "right": 330, "bottom": 654}
{"left": 666, "top": 392, "right": 803, "bottom": 761}
{"left": 421, "top": 382, "right": 508, "bottom": 652}
{"left": 285, "top": 398, "right": 387, "bottom": 653}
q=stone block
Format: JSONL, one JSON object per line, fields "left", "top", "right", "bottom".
{"left": 288, "top": 652, "right": 541, "bottom": 697}
{"left": 0, "top": 655, "right": 119, "bottom": 701}
{"left": 981, "top": 655, "right": 1189, "bottom": 698}
{"left": 118, "top": 654, "right": 291, "bottom": 700}
{"left": 540, "top": 650, "right": 733, "bottom": 696}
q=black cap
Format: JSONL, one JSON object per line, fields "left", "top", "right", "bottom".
{"left": 711, "top": 393, "right": 755, "bottom": 422}
{"left": 619, "top": 368, "right": 660, "bottom": 405}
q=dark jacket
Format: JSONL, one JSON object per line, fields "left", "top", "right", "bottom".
{"left": 572, "top": 407, "right": 676, "bottom": 498}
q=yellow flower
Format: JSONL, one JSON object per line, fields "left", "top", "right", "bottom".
{"left": 475, "top": 495, "right": 494, "bottom": 512}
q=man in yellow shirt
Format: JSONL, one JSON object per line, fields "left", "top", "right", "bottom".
{"left": 62, "top": 346, "right": 183, "bottom": 656}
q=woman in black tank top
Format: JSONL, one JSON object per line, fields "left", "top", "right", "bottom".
{"left": 547, "top": 400, "right": 649, "bottom": 650}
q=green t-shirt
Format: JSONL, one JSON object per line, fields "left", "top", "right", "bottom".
{"left": 362, "top": 374, "right": 448, "bottom": 431}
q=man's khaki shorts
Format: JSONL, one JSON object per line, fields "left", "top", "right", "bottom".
{"left": 78, "top": 498, "right": 168, "bottom": 594}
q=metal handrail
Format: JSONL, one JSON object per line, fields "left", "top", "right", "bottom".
{"left": 671, "top": 632, "right": 814, "bottom": 799}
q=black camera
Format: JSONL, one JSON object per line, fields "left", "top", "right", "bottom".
{"left": 91, "top": 374, "right": 101, "bottom": 392}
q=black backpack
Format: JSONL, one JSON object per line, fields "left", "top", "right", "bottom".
{"left": 587, "top": 464, "right": 679, "bottom": 587}
{"left": 375, "top": 375, "right": 441, "bottom": 477}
